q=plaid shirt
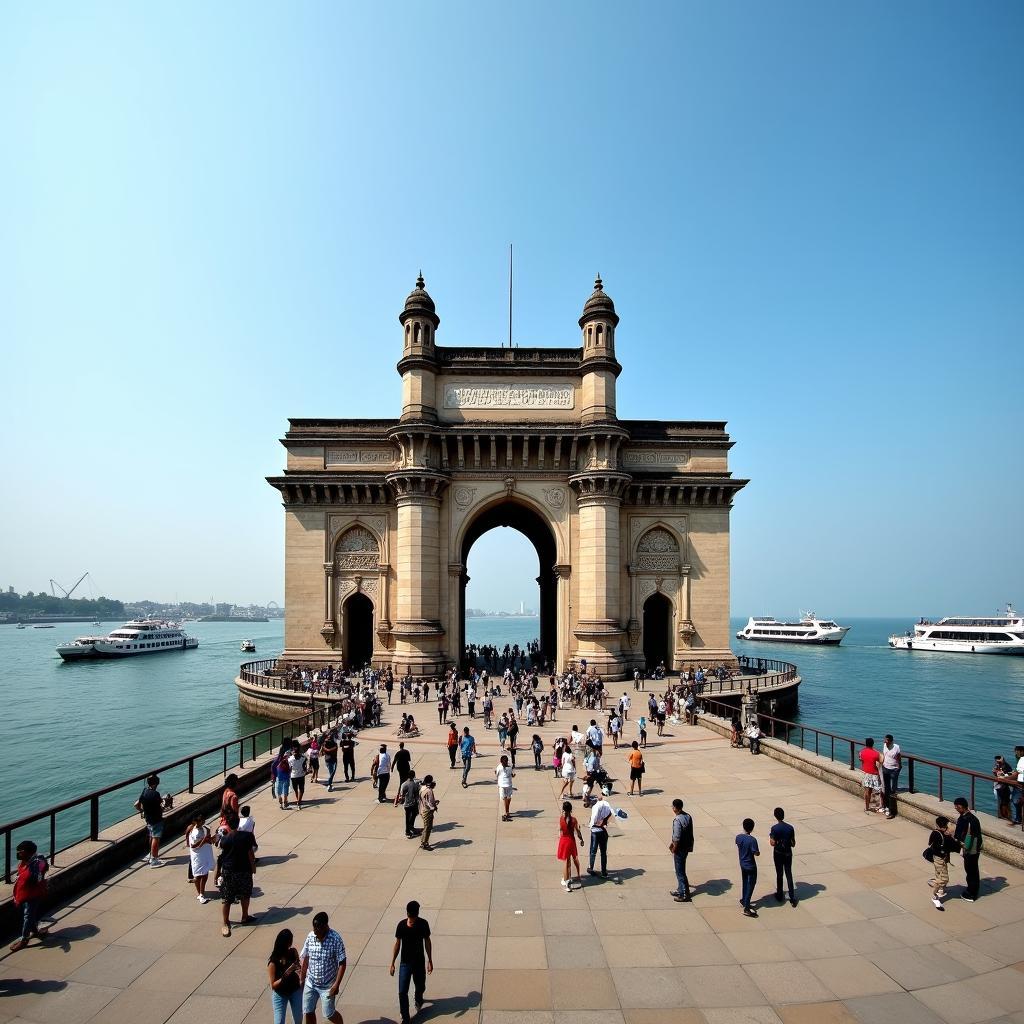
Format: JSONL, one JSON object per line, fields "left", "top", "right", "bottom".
{"left": 300, "top": 929, "right": 347, "bottom": 986}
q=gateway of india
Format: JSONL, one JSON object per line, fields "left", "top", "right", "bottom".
{"left": 268, "top": 275, "right": 747, "bottom": 680}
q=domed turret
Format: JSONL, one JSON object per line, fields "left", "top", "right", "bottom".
{"left": 400, "top": 273, "right": 440, "bottom": 328}
{"left": 398, "top": 272, "right": 440, "bottom": 423}
{"left": 578, "top": 274, "right": 621, "bottom": 424}
{"left": 579, "top": 274, "right": 619, "bottom": 328}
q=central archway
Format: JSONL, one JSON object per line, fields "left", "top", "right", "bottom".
{"left": 459, "top": 500, "right": 558, "bottom": 671}
{"left": 643, "top": 591, "right": 672, "bottom": 672}
{"left": 343, "top": 592, "right": 374, "bottom": 669}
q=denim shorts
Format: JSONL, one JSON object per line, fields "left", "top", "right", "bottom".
{"left": 275, "top": 776, "right": 290, "bottom": 798}
{"left": 303, "top": 980, "right": 337, "bottom": 1017}
{"left": 146, "top": 822, "right": 164, "bottom": 838}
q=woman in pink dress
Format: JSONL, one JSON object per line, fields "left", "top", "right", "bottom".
{"left": 556, "top": 800, "right": 584, "bottom": 891}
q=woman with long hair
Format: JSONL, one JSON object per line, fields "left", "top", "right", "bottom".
{"left": 266, "top": 927, "right": 302, "bottom": 1023}
{"left": 557, "top": 800, "right": 583, "bottom": 891}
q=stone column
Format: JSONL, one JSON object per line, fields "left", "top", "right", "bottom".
{"left": 320, "top": 561, "right": 337, "bottom": 647}
{"left": 387, "top": 471, "right": 449, "bottom": 676}
{"left": 554, "top": 563, "right": 571, "bottom": 673}
{"left": 677, "top": 565, "right": 695, "bottom": 661}
{"left": 569, "top": 471, "right": 630, "bottom": 679}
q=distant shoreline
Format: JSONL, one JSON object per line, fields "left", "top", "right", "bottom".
{"left": 465, "top": 614, "right": 539, "bottom": 619}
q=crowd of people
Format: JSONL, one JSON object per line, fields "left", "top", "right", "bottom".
{"left": 7, "top": 665, "right": 1016, "bottom": 1024}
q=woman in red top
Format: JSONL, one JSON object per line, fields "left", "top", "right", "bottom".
{"left": 556, "top": 800, "right": 584, "bottom": 892}
{"left": 10, "top": 840, "right": 49, "bottom": 951}
{"left": 859, "top": 738, "right": 883, "bottom": 813}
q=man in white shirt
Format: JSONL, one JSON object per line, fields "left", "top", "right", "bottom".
{"left": 587, "top": 796, "right": 613, "bottom": 878}
{"left": 619, "top": 693, "right": 631, "bottom": 720}
{"left": 289, "top": 745, "right": 308, "bottom": 810}
{"left": 880, "top": 734, "right": 902, "bottom": 820}
{"left": 495, "top": 754, "right": 514, "bottom": 822}
{"left": 586, "top": 720, "right": 603, "bottom": 753}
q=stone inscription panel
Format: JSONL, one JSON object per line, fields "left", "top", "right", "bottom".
{"left": 623, "top": 449, "right": 690, "bottom": 469}
{"left": 326, "top": 447, "right": 396, "bottom": 467}
{"left": 443, "top": 382, "right": 574, "bottom": 410}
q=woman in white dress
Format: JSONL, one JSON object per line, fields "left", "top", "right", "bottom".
{"left": 188, "top": 813, "right": 216, "bottom": 903}
{"left": 559, "top": 747, "right": 577, "bottom": 800}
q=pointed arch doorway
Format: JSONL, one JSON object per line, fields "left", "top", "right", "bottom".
{"left": 344, "top": 592, "right": 374, "bottom": 669}
{"left": 643, "top": 591, "right": 672, "bottom": 672}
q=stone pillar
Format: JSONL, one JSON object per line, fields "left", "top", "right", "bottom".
{"left": 677, "top": 565, "right": 695, "bottom": 662}
{"left": 387, "top": 471, "right": 449, "bottom": 676}
{"left": 320, "top": 562, "right": 337, "bottom": 647}
{"left": 554, "top": 563, "right": 571, "bottom": 673}
{"left": 569, "top": 471, "right": 630, "bottom": 679}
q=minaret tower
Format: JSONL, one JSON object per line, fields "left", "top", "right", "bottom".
{"left": 578, "top": 274, "right": 622, "bottom": 424}
{"left": 397, "top": 273, "right": 440, "bottom": 423}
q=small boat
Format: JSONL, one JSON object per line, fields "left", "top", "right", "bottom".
{"left": 16, "top": 623, "right": 25, "bottom": 629}
{"left": 57, "top": 619, "right": 199, "bottom": 661}
{"left": 33, "top": 624, "right": 56, "bottom": 629}
{"left": 92, "top": 620, "right": 102, "bottom": 626}
{"left": 889, "top": 605, "right": 1024, "bottom": 655}
{"left": 240, "top": 639, "right": 256, "bottom": 653}
{"left": 736, "top": 613, "right": 850, "bottom": 645}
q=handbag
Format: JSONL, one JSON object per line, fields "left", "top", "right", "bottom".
{"left": 922, "top": 847, "right": 934, "bottom": 862}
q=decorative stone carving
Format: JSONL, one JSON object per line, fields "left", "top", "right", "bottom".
{"left": 638, "top": 580, "right": 657, "bottom": 601}
{"left": 336, "top": 578, "right": 357, "bottom": 603}
{"left": 362, "top": 578, "right": 379, "bottom": 600}
{"left": 636, "top": 526, "right": 680, "bottom": 572}
{"left": 627, "top": 618, "right": 641, "bottom": 648}
{"left": 622, "top": 449, "right": 690, "bottom": 469}
{"left": 335, "top": 525, "right": 380, "bottom": 570}
{"left": 453, "top": 486, "right": 477, "bottom": 509}
{"left": 504, "top": 475, "right": 516, "bottom": 496}
{"left": 542, "top": 486, "right": 566, "bottom": 509}
{"left": 326, "top": 447, "right": 396, "bottom": 467}
{"left": 443, "top": 382, "right": 574, "bottom": 410}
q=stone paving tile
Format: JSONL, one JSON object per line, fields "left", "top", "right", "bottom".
{"left": 806, "top": 955, "right": 903, "bottom": 1000}
{"left": 548, "top": 968, "right": 619, "bottom": 1009}
{"left": 130, "top": 952, "right": 215, "bottom": 993}
{"left": 865, "top": 945, "right": 977, "bottom": 991}
{"left": 83, "top": 987, "right": 186, "bottom": 1024}
{"left": 778, "top": 1004, "right": 859, "bottom": 1024}
{"left": 12, "top": 980, "right": 120, "bottom": 1024}
{"left": 911, "top": 980, "right": 1010, "bottom": 1024}
{"left": 743, "top": 961, "right": 834, "bottom": 1005}
{"left": 164, "top": 994, "right": 256, "bottom": 1024}
{"left": 600, "top": 933, "right": 671, "bottom": 968}
{"left": 703, "top": 1009, "right": 784, "bottom": 1024}
{"left": 544, "top": 933, "right": 607, "bottom": 969}
{"left": 843, "top": 992, "right": 946, "bottom": 1024}
{"left": 481, "top": 969, "right": 551, "bottom": 1009}
{"left": 65, "top": 944, "right": 160, "bottom": 989}
{"left": 609, "top": 967, "right": 691, "bottom": 1008}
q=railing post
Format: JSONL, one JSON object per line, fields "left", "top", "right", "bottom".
{"left": 223, "top": 746, "right": 228, "bottom": 776}
{"left": 90, "top": 795, "right": 99, "bottom": 841}
{"left": 970, "top": 775, "right": 975, "bottom": 810}
{"left": 50, "top": 813, "right": 57, "bottom": 866}
{"left": 849, "top": 741, "right": 855, "bottom": 771}
{"left": 908, "top": 758, "right": 915, "bottom": 794}
{"left": 938, "top": 767, "right": 943, "bottom": 802}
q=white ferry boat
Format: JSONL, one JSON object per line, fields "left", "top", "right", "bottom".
{"left": 736, "top": 613, "right": 850, "bottom": 645}
{"left": 889, "top": 606, "right": 1024, "bottom": 655}
{"left": 240, "top": 639, "right": 256, "bottom": 653}
{"left": 56, "top": 619, "right": 199, "bottom": 661}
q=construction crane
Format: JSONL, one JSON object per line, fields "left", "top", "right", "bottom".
{"left": 50, "top": 572, "right": 90, "bottom": 599}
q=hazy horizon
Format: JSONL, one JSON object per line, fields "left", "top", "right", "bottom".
{"left": 3, "top": 4, "right": 1021, "bottom": 617}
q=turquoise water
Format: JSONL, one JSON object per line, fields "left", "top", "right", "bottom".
{"left": 1, "top": 614, "right": 1021, "bottom": 833}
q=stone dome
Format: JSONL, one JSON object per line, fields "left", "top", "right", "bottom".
{"left": 400, "top": 272, "right": 439, "bottom": 326}
{"left": 579, "top": 274, "right": 619, "bottom": 327}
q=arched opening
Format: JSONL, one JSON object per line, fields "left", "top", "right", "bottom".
{"left": 460, "top": 500, "right": 558, "bottom": 672}
{"left": 344, "top": 592, "right": 374, "bottom": 669}
{"left": 643, "top": 592, "right": 672, "bottom": 672}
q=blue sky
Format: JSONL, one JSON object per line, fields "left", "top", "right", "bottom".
{"left": 2, "top": 2, "right": 1021, "bottom": 617}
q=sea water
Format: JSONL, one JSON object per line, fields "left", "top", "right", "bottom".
{"left": 1, "top": 615, "right": 1021, "bottom": 830}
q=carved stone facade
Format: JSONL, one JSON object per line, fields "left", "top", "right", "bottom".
{"left": 269, "top": 275, "right": 746, "bottom": 677}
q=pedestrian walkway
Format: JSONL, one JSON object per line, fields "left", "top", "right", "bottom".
{"left": 2, "top": 707, "right": 1023, "bottom": 1024}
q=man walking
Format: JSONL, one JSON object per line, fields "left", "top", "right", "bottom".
{"left": 669, "top": 798, "right": 693, "bottom": 902}
{"left": 495, "top": 754, "right": 515, "bottom": 822}
{"left": 133, "top": 774, "right": 168, "bottom": 867}
{"left": 394, "top": 742, "right": 412, "bottom": 787}
{"left": 418, "top": 776, "right": 438, "bottom": 851}
{"left": 880, "top": 734, "right": 901, "bottom": 819}
{"left": 459, "top": 727, "right": 476, "bottom": 789}
{"left": 587, "top": 793, "right": 613, "bottom": 878}
{"left": 736, "top": 818, "right": 760, "bottom": 918}
{"left": 375, "top": 745, "right": 392, "bottom": 803}
{"left": 769, "top": 807, "right": 797, "bottom": 906}
{"left": 340, "top": 728, "right": 356, "bottom": 783}
{"left": 953, "top": 797, "right": 983, "bottom": 901}
{"left": 389, "top": 900, "right": 433, "bottom": 1024}
{"left": 300, "top": 911, "right": 347, "bottom": 1024}
{"left": 396, "top": 771, "right": 421, "bottom": 838}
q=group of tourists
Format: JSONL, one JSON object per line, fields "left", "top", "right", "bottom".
{"left": 462, "top": 638, "right": 544, "bottom": 672}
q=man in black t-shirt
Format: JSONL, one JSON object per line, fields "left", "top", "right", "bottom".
{"left": 133, "top": 774, "right": 166, "bottom": 867}
{"left": 769, "top": 807, "right": 797, "bottom": 906}
{"left": 389, "top": 900, "right": 433, "bottom": 1024}
{"left": 217, "top": 813, "right": 256, "bottom": 937}
{"left": 394, "top": 742, "right": 413, "bottom": 785}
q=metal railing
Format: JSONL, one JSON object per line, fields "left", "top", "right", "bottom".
{"left": 700, "top": 695, "right": 1022, "bottom": 822}
{"left": 1, "top": 702, "right": 342, "bottom": 885}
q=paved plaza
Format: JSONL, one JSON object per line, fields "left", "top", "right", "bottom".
{"left": 2, "top": 701, "right": 1023, "bottom": 1024}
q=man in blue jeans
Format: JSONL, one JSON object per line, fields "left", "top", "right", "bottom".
{"left": 669, "top": 798, "right": 694, "bottom": 902}
{"left": 736, "top": 818, "right": 760, "bottom": 918}
{"left": 459, "top": 727, "right": 476, "bottom": 788}
{"left": 390, "top": 900, "right": 433, "bottom": 1024}
{"left": 880, "top": 734, "right": 902, "bottom": 819}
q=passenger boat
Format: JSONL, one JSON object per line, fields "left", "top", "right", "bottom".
{"left": 33, "top": 624, "right": 55, "bottom": 629}
{"left": 736, "top": 613, "right": 850, "bottom": 645}
{"left": 240, "top": 639, "right": 256, "bottom": 653}
{"left": 56, "top": 619, "right": 199, "bottom": 661}
{"left": 889, "top": 606, "right": 1024, "bottom": 655}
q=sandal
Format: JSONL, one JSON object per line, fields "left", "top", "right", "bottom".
{"left": 221, "top": 925, "right": 232, "bottom": 937}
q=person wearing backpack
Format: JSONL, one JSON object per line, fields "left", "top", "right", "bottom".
{"left": 9, "top": 840, "right": 49, "bottom": 951}
{"left": 531, "top": 734, "right": 544, "bottom": 771}
{"left": 925, "top": 815, "right": 956, "bottom": 909}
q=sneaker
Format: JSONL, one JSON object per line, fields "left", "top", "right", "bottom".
{"left": 673, "top": 895, "right": 691, "bottom": 903}
{"left": 149, "top": 858, "right": 163, "bottom": 868}
{"left": 560, "top": 878, "right": 569, "bottom": 888}
{"left": 198, "top": 895, "right": 210, "bottom": 905}
{"left": 932, "top": 897, "right": 943, "bottom": 909}
{"left": 743, "top": 907, "right": 758, "bottom": 918}
{"left": 876, "top": 807, "right": 888, "bottom": 813}
{"left": 961, "top": 894, "right": 976, "bottom": 902}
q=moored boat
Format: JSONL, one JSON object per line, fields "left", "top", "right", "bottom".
{"left": 889, "top": 605, "right": 1024, "bottom": 655}
{"left": 737, "top": 613, "right": 850, "bottom": 645}
{"left": 57, "top": 619, "right": 199, "bottom": 661}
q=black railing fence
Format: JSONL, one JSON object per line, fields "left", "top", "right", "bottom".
{"left": 2, "top": 702, "right": 342, "bottom": 884}
{"left": 700, "top": 696, "right": 1021, "bottom": 823}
